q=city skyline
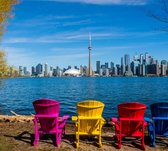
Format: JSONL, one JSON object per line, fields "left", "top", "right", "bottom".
{"left": 1, "top": 0, "right": 168, "bottom": 69}
{"left": 18, "top": 52, "right": 168, "bottom": 77}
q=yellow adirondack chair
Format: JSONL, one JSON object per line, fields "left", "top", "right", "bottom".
{"left": 72, "top": 100, "right": 105, "bottom": 148}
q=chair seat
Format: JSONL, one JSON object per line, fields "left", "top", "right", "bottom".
{"left": 38, "top": 128, "right": 62, "bottom": 134}
{"left": 76, "top": 132, "right": 101, "bottom": 135}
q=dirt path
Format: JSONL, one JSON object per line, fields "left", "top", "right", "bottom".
{"left": 0, "top": 122, "right": 167, "bottom": 151}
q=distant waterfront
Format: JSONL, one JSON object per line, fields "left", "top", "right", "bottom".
{"left": 18, "top": 52, "right": 168, "bottom": 78}
{"left": 0, "top": 77, "right": 168, "bottom": 119}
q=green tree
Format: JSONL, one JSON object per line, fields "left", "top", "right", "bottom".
{"left": 0, "top": 0, "right": 18, "bottom": 78}
{"left": 0, "top": 0, "right": 18, "bottom": 36}
{"left": 0, "top": 50, "right": 8, "bottom": 77}
{"left": 0, "top": 51, "right": 19, "bottom": 78}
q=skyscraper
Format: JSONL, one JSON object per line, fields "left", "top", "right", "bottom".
{"left": 131, "top": 61, "right": 135, "bottom": 75}
{"left": 36, "top": 63, "right": 43, "bottom": 75}
{"left": 110, "top": 62, "right": 115, "bottom": 75}
{"left": 105, "top": 62, "right": 108, "bottom": 69}
{"left": 140, "top": 54, "right": 143, "bottom": 65}
{"left": 142, "top": 64, "right": 146, "bottom": 76}
{"left": 161, "top": 60, "right": 167, "bottom": 65}
{"left": 31, "top": 66, "right": 36, "bottom": 76}
{"left": 133, "top": 53, "right": 139, "bottom": 61}
{"left": 110, "top": 62, "right": 114, "bottom": 69}
{"left": 124, "top": 54, "right": 130, "bottom": 71}
{"left": 80, "top": 65, "right": 84, "bottom": 75}
{"left": 44, "top": 63, "right": 48, "bottom": 77}
{"left": 124, "top": 54, "right": 130, "bottom": 66}
{"left": 88, "top": 33, "right": 93, "bottom": 77}
{"left": 19, "top": 66, "right": 23, "bottom": 76}
{"left": 23, "top": 67, "right": 27, "bottom": 75}
{"left": 96, "top": 61, "right": 100, "bottom": 74}
{"left": 121, "top": 57, "right": 125, "bottom": 75}
{"left": 145, "top": 52, "right": 150, "bottom": 65}
{"left": 156, "top": 60, "right": 160, "bottom": 76}
{"left": 116, "top": 64, "right": 121, "bottom": 75}
{"left": 105, "top": 68, "right": 109, "bottom": 76}
{"left": 161, "top": 64, "right": 167, "bottom": 76}
{"left": 161, "top": 60, "right": 167, "bottom": 76}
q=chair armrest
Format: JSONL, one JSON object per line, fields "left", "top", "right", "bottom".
{"left": 72, "top": 116, "right": 78, "bottom": 121}
{"left": 119, "top": 118, "right": 145, "bottom": 121}
{"left": 102, "top": 117, "right": 105, "bottom": 122}
{"left": 77, "top": 116, "right": 102, "bottom": 120}
{"left": 60, "top": 115, "right": 69, "bottom": 121}
{"left": 153, "top": 117, "right": 168, "bottom": 120}
{"left": 112, "top": 118, "right": 118, "bottom": 123}
{"left": 145, "top": 117, "right": 151, "bottom": 123}
{"left": 35, "top": 114, "right": 59, "bottom": 118}
{"left": 72, "top": 116, "right": 105, "bottom": 122}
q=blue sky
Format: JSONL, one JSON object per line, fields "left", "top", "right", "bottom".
{"left": 1, "top": 0, "right": 168, "bottom": 70}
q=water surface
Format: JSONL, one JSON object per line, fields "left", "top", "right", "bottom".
{"left": 0, "top": 77, "right": 167, "bottom": 118}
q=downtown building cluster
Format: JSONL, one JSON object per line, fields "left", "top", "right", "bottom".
{"left": 18, "top": 52, "right": 168, "bottom": 77}
{"left": 95, "top": 52, "right": 168, "bottom": 77}
{"left": 19, "top": 63, "right": 88, "bottom": 77}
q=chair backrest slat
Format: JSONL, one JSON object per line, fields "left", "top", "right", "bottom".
{"left": 118, "top": 102, "right": 146, "bottom": 135}
{"left": 150, "top": 102, "right": 168, "bottom": 136}
{"left": 33, "top": 98, "right": 60, "bottom": 133}
{"left": 77, "top": 100, "right": 104, "bottom": 133}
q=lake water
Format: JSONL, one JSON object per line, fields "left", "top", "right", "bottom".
{"left": 0, "top": 77, "right": 168, "bottom": 119}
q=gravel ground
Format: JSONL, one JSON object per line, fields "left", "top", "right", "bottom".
{"left": 0, "top": 122, "right": 168, "bottom": 151}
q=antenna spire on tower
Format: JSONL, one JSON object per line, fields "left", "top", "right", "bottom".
{"left": 88, "top": 32, "right": 92, "bottom": 49}
{"left": 88, "top": 32, "right": 93, "bottom": 77}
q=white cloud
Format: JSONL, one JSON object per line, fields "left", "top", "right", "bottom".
{"left": 39, "top": 0, "right": 149, "bottom": 5}
{"left": 2, "top": 30, "right": 163, "bottom": 44}
{"left": 63, "top": 19, "right": 92, "bottom": 26}
{"left": 13, "top": 15, "right": 83, "bottom": 27}
{"left": 2, "top": 31, "right": 114, "bottom": 44}
{"left": 47, "top": 53, "right": 88, "bottom": 60}
{"left": 3, "top": 38, "right": 29, "bottom": 43}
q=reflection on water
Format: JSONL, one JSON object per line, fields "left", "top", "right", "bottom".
{"left": 0, "top": 77, "right": 168, "bottom": 118}
{"left": 86, "top": 78, "right": 96, "bottom": 99}
{"left": 0, "top": 79, "right": 5, "bottom": 89}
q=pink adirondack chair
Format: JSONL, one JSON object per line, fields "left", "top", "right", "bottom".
{"left": 32, "top": 98, "right": 69, "bottom": 146}
{"left": 112, "top": 102, "right": 147, "bottom": 150}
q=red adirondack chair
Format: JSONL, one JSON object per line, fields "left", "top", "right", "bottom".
{"left": 32, "top": 98, "right": 69, "bottom": 146}
{"left": 112, "top": 102, "right": 147, "bottom": 150}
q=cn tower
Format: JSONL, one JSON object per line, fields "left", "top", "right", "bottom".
{"left": 88, "top": 33, "right": 93, "bottom": 77}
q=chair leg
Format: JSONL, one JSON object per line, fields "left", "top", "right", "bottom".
{"left": 118, "top": 135, "right": 122, "bottom": 149}
{"left": 33, "top": 118, "right": 39, "bottom": 146}
{"left": 98, "top": 134, "right": 102, "bottom": 148}
{"left": 56, "top": 130, "right": 63, "bottom": 147}
{"left": 76, "top": 133, "right": 79, "bottom": 148}
{"left": 152, "top": 129, "right": 156, "bottom": 147}
{"left": 98, "top": 120, "right": 102, "bottom": 148}
{"left": 33, "top": 132, "right": 39, "bottom": 146}
{"left": 141, "top": 136, "right": 145, "bottom": 150}
{"left": 75, "top": 121, "right": 80, "bottom": 148}
{"left": 148, "top": 121, "right": 156, "bottom": 147}
{"left": 55, "top": 132, "right": 60, "bottom": 147}
{"left": 141, "top": 123, "right": 146, "bottom": 150}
